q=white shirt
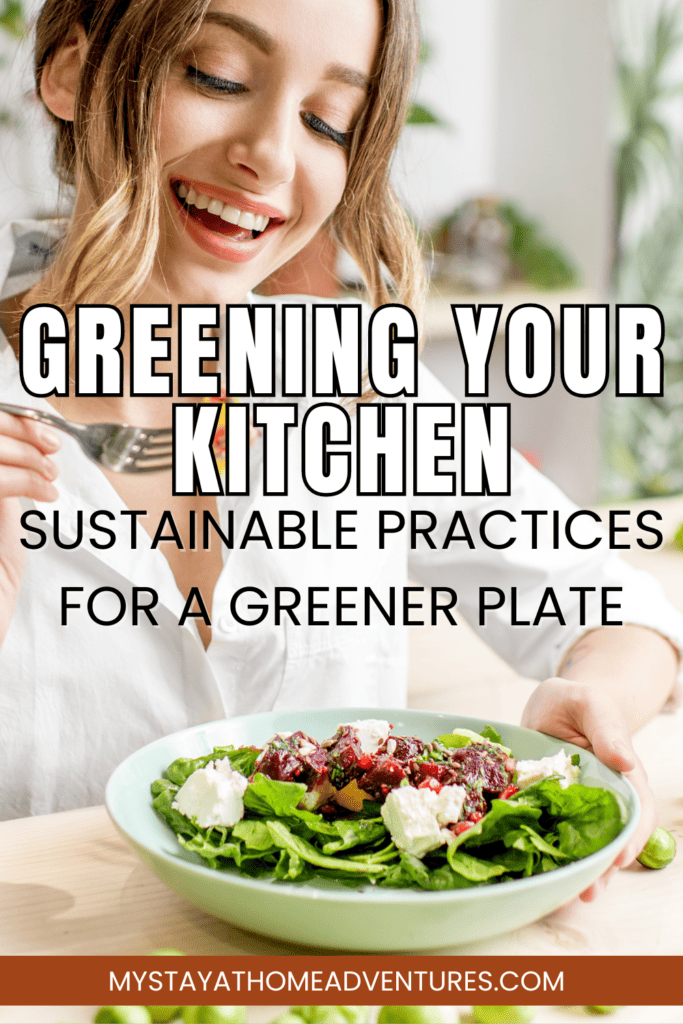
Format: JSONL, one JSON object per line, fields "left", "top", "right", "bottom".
{"left": 2, "top": 219, "right": 682, "bottom": 820}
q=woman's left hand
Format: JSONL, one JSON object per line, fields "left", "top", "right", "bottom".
{"left": 521, "top": 676, "right": 657, "bottom": 901}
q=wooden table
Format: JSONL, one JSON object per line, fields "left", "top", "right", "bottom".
{"left": 2, "top": 501, "right": 683, "bottom": 1024}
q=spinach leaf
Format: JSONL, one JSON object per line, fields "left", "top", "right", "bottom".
{"left": 446, "top": 848, "right": 508, "bottom": 881}
{"left": 162, "top": 745, "right": 258, "bottom": 786}
{"left": 509, "top": 778, "right": 623, "bottom": 859}
{"left": 320, "top": 818, "right": 387, "bottom": 854}
{"left": 266, "top": 820, "right": 389, "bottom": 876}
{"left": 243, "top": 773, "right": 308, "bottom": 817}
{"left": 450, "top": 800, "right": 543, "bottom": 851}
{"left": 480, "top": 724, "right": 503, "bottom": 744}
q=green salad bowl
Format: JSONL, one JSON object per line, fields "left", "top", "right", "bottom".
{"left": 105, "top": 707, "right": 639, "bottom": 951}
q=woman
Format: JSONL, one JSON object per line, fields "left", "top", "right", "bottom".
{"left": 0, "top": 0, "right": 680, "bottom": 901}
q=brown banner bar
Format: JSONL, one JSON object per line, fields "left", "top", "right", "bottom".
{"left": 0, "top": 955, "right": 681, "bottom": 1006}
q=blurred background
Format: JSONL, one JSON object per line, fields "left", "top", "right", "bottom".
{"left": 3, "top": 0, "right": 683, "bottom": 506}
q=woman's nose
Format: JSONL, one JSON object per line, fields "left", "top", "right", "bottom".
{"left": 226, "top": 96, "right": 297, "bottom": 189}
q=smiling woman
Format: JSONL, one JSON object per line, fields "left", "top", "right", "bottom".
{"left": 0, "top": 0, "right": 436, "bottom": 820}
{"left": 0, "top": 0, "right": 680, "bottom": 909}
{"left": 154, "top": 1, "right": 378, "bottom": 283}
{"left": 31, "top": 0, "right": 425, "bottom": 319}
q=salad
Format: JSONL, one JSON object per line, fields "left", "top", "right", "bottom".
{"left": 151, "top": 719, "right": 625, "bottom": 891}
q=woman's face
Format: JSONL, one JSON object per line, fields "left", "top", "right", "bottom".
{"left": 155, "top": 0, "right": 381, "bottom": 301}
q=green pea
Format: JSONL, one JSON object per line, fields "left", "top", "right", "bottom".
{"left": 145, "top": 950, "right": 185, "bottom": 1021}
{"left": 583, "top": 1010, "right": 623, "bottom": 1017}
{"left": 338, "top": 1010, "right": 369, "bottom": 1024}
{"left": 673, "top": 521, "right": 683, "bottom": 549}
{"left": 93, "top": 1008, "right": 152, "bottom": 1024}
{"left": 145, "top": 1008, "right": 180, "bottom": 1023}
{"left": 471, "top": 1008, "right": 535, "bottom": 1024}
{"left": 195, "top": 1008, "right": 247, "bottom": 1024}
{"left": 290, "top": 1010, "right": 350, "bottom": 1024}
{"left": 637, "top": 827, "right": 676, "bottom": 869}
{"left": 180, "top": 1008, "right": 201, "bottom": 1024}
{"left": 377, "top": 1007, "right": 444, "bottom": 1024}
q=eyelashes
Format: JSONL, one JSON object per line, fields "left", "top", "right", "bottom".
{"left": 302, "top": 112, "right": 351, "bottom": 149}
{"left": 185, "top": 65, "right": 245, "bottom": 94}
{"left": 185, "top": 64, "right": 352, "bottom": 149}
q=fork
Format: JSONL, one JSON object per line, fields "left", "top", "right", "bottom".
{"left": 0, "top": 402, "right": 173, "bottom": 473}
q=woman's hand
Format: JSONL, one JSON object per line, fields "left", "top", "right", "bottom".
{"left": 521, "top": 676, "right": 658, "bottom": 901}
{"left": 0, "top": 412, "right": 60, "bottom": 635}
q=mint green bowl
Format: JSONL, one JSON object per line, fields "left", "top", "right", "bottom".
{"left": 105, "top": 707, "right": 639, "bottom": 951}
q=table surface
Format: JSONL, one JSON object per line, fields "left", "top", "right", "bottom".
{"left": 2, "top": 500, "right": 683, "bottom": 1024}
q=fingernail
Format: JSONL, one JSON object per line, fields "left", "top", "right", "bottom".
{"left": 39, "top": 429, "right": 61, "bottom": 451}
{"left": 610, "top": 739, "right": 633, "bottom": 763}
{"left": 582, "top": 876, "right": 606, "bottom": 902}
{"left": 42, "top": 459, "right": 58, "bottom": 481}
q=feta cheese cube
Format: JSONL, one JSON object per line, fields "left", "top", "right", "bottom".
{"left": 381, "top": 783, "right": 470, "bottom": 859}
{"left": 515, "top": 749, "right": 580, "bottom": 790}
{"left": 434, "top": 783, "right": 467, "bottom": 827}
{"left": 345, "top": 718, "right": 391, "bottom": 754}
{"left": 381, "top": 785, "right": 444, "bottom": 858}
{"left": 172, "top": 761, "right": 249, "bottom": 828}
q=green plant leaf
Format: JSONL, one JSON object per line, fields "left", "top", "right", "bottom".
{"left": 406, "top": 102, "right": 447, "bottom": 127}
{"left": 0, "top": 0, "right": 25, "bottom": 38}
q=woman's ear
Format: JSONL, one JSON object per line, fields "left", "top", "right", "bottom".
{"left": 40, "top": 24, "right": 88, "bottom": 122}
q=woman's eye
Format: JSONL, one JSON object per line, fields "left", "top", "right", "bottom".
{"left": 186, "top": 65, "right": 245, "bottom": 95}
{"left": 302, "top": 112, "right": 351, "bottom": 149}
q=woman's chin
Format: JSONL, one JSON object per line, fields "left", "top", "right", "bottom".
{"left": 153, "top": 239, "right": 271, "bottom": 302}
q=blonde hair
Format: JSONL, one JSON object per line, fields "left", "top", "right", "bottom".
{"left": 35, "top": 0, "right": 426, "bottom": 332}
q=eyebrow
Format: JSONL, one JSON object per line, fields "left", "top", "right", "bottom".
{"left": 325, "top": 63, "right": 371, "bottom": 93}
{"left": 204, "top": 12, "right": 276, "bottom": 54}
{"left": 203, "top": 11, "right": 370, "bottom": 92}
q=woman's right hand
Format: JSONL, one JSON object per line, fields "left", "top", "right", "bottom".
{"left": 0, "top": 412, "right": 61, "bottom": 629}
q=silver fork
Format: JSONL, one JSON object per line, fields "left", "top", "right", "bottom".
{"left": 0, "top": 402, "right": 173, "bottom": 473}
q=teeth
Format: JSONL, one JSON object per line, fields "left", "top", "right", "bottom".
{"left": 220, "top": 204, "right": 241, "bottom": 224}
{"left": 237, "top": 211, "right": 256, "bottom": 230}
{"left": 177, "top": 183, "right": 272, "bottom": 233}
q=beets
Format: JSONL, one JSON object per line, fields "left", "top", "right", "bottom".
{"left": 449, "top": 742, "right": 515, "bottom": 796}
{"left": 253, "top": 724, "right": 516, "bottom": 824}
{"left": 357, "top": 755, "right": 406, "bottom": 799}
{"left": 323, "top": 725, "right": 368, "bottom": 790}
{"left": 253, "top": 731, "right": 328, "bottom": 785}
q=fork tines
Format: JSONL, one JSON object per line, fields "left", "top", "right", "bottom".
{"left": 129, "top": 430, "right": 174, "bottom": 472}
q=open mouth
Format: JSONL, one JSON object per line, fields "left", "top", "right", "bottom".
{"left": 171, "top": 180, "right": 281, "bottom": 242}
